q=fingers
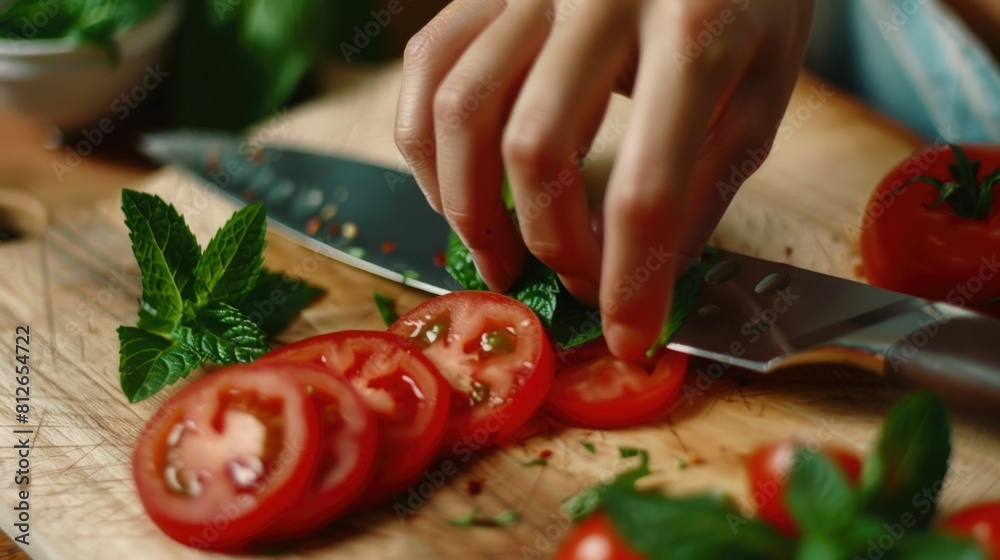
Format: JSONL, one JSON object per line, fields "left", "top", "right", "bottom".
{"left": 504, "top": 2, "right": 634, "bottom": 304}
{"left": 601, "top": 7, "right": 758, "bottom": 360}
{"left": 395, "top": 0, "right": 506, "bottom": 213}
{"left": 434, "top": 1, "right": 554, "bottom": 292}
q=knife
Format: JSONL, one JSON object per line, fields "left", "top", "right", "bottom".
{"left": 140, "top": 130, "right": 1000, "bottom": 412}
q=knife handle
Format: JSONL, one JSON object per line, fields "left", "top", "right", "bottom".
{"left": 883, "top": 307, "right": 1000, "bottom": 412}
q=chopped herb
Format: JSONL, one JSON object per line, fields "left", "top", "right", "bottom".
{"left": 676, "top": 457, "right": 689, "bottom": 470}
{"left": 581, "top": 441, "right": 597, "bottom": 454}
{"left": 522, "top": 458, "right": 548, "bottom": 467}
{"left": 618, "top": 447, "right": 646, "bottom": 460}
{"left": 450, "top": 508, "right": 520, "bottom": 527}
{"left": 373, "top": 292, "right": 399, "bottom": 327}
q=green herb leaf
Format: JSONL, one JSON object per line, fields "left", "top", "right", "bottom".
{"left": 581, "top": 441, "right": 596, "bottom": 454}
{"left": 603, "top": 489, "right": 795, "bottom": 560}
{"left": 118, "top": 326, "right": 202, "bottom": 403}
{"left": 450, "top": 508, "right": 520, "bottom": 527}
{"left": 373, "top": 292, "right": 399, "bottom": 327}
{"left": 194, "top": 203, "right": 267, "bottom": 306}
{"left": 444, "top": 232, "right": 489, "bottom": 291}
{"left": 121, "top": 189, "right": 201, "bottom": 333}
{"left": 647, "top": 255, "right": 711, "bottom": 355}
{"left": 508, "top": 264, "right": 560, "bottom": 328}
{"left": 236, "top": 269, "right": 324, "bottom": 336}
{"left": 551, "top": 290, "right": 604, "bottom": 348}
{"left": 184, "top": 303, "right": 270, "bottom": 365}
{"left": 522, "top": 458, "right": 548, "bottom": 467}
{"left": 859, "top": 392, "right": 951, "bottom": 530}
{"left": 618, "top": 446, "right": 645, "bottom": 460}
{"left": 892, "top": 532, "right": 987, "bottom": 560}
{"left": 786, "top": 449, "right": 858, "bottom": 536}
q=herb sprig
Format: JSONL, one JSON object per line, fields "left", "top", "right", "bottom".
{"left": 117, "top": 190, "right": 323, "bottom": 402}
{"left": 562, "top": 393, "right": 984, "bottom": 560}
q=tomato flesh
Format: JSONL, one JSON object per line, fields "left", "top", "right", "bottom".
{"left": 746, "top": 441, "right": 862, "bottom": 536}
{"left": 259, "top": 367, "right": 378, "bottom": 539}
{"left": 132, "top": 364, "right": 320, "bottom": 551}
{"left": 860, "top": 144, "right": 1000, "bottom": 316}
{"left": 545, "top": 337, "right": 688, "bottom": 429}
{"left": 943, "top": 502, "right": 1000, "bottom": 560}
{"left": 263, "top": 330, "right": 449, "bottom": 505}
{"left": 389, "top": 291, "right": 554, "bottom": 450}
{"left": 555, "top": 512, "right": 648, "bottom": 560}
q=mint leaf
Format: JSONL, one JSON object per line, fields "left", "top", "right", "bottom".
{"left": 118, "top": 326, "right": 202, "bottom": 403}
{"left": 237, "top": 269, "right": 324, "bottom": 335}
{"left": 859, "top": 392, "right": 951, "bottom": 530}
{"left": 603, "top": 490, "right": 795, "bottom": 560}
{"left": 794, "top": 534, "right": 845, "bottom": 560}
{"left": 444, "top": 233, "right": 488, "bottom": 291}
{"left": 373, "top": 292, "right": 399, "bottom": 327}
{"left": 786, "top": 449, "right": 858, "bottom": 536}
{"left": 581, "top": 441, "right": 596, "bottom": 454}
{"left": 185, "top": 303, "right": 270, "bottom": 365}
{"left": 194, "top": 203, "right": 267, "bottom": 306}
{"left": 551, "top": 292, "right": 603, "bottom": 348}
{"left": 892, "top": 533, "right": 986, "bottom": 560}
{"left": 508, "top": 263, "right": 559, "bottom": 328}
{"left": 647, "top": 255, "right": 710, "bottom": 355}
{"left": 121, "top": 189, "right": 201, "bottom": 333}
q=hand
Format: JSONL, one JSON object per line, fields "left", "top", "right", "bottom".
{"left": 395, "top": 0, "right": 815, "bottom": 359}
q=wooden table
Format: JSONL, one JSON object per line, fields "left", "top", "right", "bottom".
{"left": 0, "top": 62, "right": 997, "bottom": 560}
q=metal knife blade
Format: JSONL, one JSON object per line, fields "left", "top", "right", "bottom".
{"left": 140, "top": 130, "right": 457, "bottom": 295}
{"left": 140, "top": 130, "right": 1000, "bottom": 410}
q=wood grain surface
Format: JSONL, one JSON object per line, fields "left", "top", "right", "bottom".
{"left": 0, "top": 63, "right": 998, "bottom": 560}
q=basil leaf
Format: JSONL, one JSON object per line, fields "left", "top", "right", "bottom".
{"left": 122, "top": 189, "right": 201, "bottom": 334}
{"left": 194, "top": 203, "right": 267, "bottom": 306}
{"left": 184, "top": 303, "right": 270, "bottom": 365}
{"left": 603, "top": 490, "right": 795, "bottom": 560}
{"left": 859, "top": 392, "right": 951, "bottom": 530}
{"left": 786, "top": 449, "right": 858, "bottom": 536}
{"left": 118, "top": 326, "right": 202, "bottom": 403}
{"left": 373, "top": 292, "right": 399, "bottom": 327}
{"left": 647, "top": 256, "right": 710, "bottom": 355}
{"left": 237, "top": 269, "right": 325, "bottom": 335}
{"left": 508, "top": 264, "right": 559, "bottom": 328}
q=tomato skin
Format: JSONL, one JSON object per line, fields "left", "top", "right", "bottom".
{"left": 257, "top": 367, "right": 379, "bottom": 540}
{"left": 555, "top": 512, "right": 648, "bottom": 560}
{"left": 388, "top": 291, "right": 554, "bottom": 450}
{"left": 746, "top": 441, "right": 862, "bottom": 536}
{"left": 943, "top": 502, "right": 1000, "bottom": 560}
{"left": 545, "top": 337, "right": 688, "bottom": 430}
{"left": 132, "top": 364, "right": 321, "bottom": 551}
{"left": 860, "top": 144, "right": 1000, "bottom": 316}
{"left": 263, "top": 331, "right": 450, "bottom": 507}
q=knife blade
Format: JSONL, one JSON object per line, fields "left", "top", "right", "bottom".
{"left": 140, "top": 130, "right": 1000, "bottom": 412}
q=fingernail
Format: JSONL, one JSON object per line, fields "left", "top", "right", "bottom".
{"left": 605, "top": 323, "right": 653, "bottom": 361}
{"left": 471, "top": 250, "right": 514, "bottom": 292}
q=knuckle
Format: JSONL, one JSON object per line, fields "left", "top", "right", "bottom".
{"left": 524, "top": 235, "right": 567, "bottom": 266}
{"left": 403, "top": 27, "right": 438, "bottom": 68}
{"left": 502, "top": 116, "right": 562, "bottom": 178}
{"left": 432, "top": 75, "right": 484, "bottom": 127}
{"left": 608, "top": 186, "right": 666, "bottom": 228}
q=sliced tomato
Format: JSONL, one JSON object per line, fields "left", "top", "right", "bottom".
{"left": 258, "top": 366, "right": 378, "bottom": 539}
{"left": 943, "top": 502, "right": 1000, "bottom": 560}
{"left": 132, "top": 363, "right": 320, "bottom": 551}
{"left": 746, "top": 441, "right": 862, "bottom": 536}
{"left": 544, "top": 337, "right": 688, "bottom": 430}
{"left": 388, "top": 291, "right": 554, "bottom": 450}
{"left": 555, "top": 512, "right": 648, "bottom": 560}
{"left": 263, "top": 330, "right": 449, "bottom": 505}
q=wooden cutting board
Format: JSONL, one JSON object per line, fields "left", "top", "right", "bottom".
{"left": 1, "top": 63, "right": 998, "bottom": 560}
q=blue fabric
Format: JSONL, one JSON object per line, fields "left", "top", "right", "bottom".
{"left": 807, "top": 0, "right": 1000, "bottom": 142}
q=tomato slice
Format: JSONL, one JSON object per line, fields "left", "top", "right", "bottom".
{"left": 132, "top": 363, "right": 320, "bottom": 551}
{"left": 259, "top": 366, "right": 378, "bottom": 539}
{"left": 555, "top": 512, "right": 648, "bottom": 560}
{"left": 943, "top": 502, "right": 1000, "bottom": 560}
{"left": 746, "top": 441, "right": 862, "bottom": 536}
{"left": 544, "top": 337, "right": 688, "bottom": 430}
{"left": 388, "top": 291, "right": 554, "bottom": 450}
{"left": 263, "top": 330, "right": 449, "bottom": 505}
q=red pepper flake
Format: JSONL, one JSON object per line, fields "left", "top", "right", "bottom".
{"left": 465, "top": 479, "right": 484, "bottom": 496}
{"left": 539, "top": 449, "right": 553, "bottom": 460}
{"left": 305, "top": 217, "right": 322, "bottom": 236}
{"left": 206, "top": 148, "right": 220, "bottom": 173}
{"left": 785, "top": 246, "right": 793, "bottom": 258}
{"left": 248, "top": 146, "right": 264, "bottom": 163}
{"left": 381, "top": 241, "right": 397, "bottom": 255}
{"left": 242, "top": 189, "right": 255, "bottom": 202}
{"left": 433, "top": 251, "right": 446, "bottom": 267}
{"left": 328, "top": 223, "right": 341, "bottom": 236}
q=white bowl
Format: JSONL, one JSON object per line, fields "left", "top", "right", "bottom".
{"left": 0, "top": 1, "right": 182, "bottom": 129}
